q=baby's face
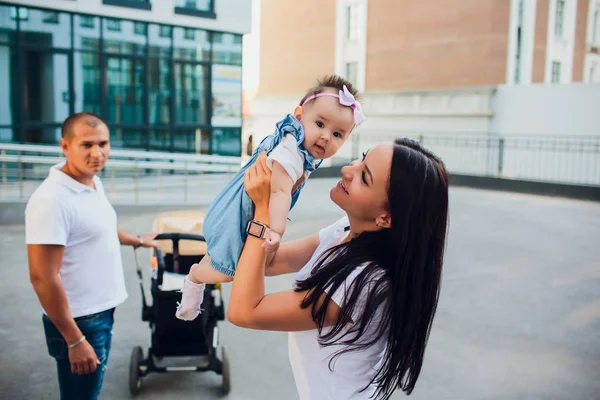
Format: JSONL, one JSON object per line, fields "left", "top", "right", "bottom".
{"left": 296, "top": 91, "right": 355, "bottom": 160}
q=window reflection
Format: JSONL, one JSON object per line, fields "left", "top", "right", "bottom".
{"left": 175, "top": 0, "right": 213, "bottom": 12}
{"left": 103, "top": 18, "right": 146, "bottom": 56}
{"left": 174, "top": 27, "right": 209, "bottom": 61}
{"left": 75, "top": 15, "right": 100, "bottom": 51}
{"left": 1, "top": 5, "right": 244, "bottom": 155}
{"left": 106, "top": 56, "right": 145, "bottom": 124}
{"left": 19, "top": 7, "right": 71, "bottom": 49}
{"left": 149, "top": 24, "right": 171, "bottom": 57}
{"left": 212, "top": 32, "right": 242, "bottom": 65}
{"left": 211, "top": 128, "right": 241, "bottom": 156}
{"left": 148, "top": 58, "right": 171, "bottom": 125}
{"left": 174, "top": 62, "right": 208, "bottom": 124}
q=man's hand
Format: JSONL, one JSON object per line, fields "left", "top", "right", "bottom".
{"left": 137, "top": 232, "right": 159, "bottom": 249}
{"left": 68, "top": 339, "right": 100, "bottom": 375}
{"left": 264, "top": 231, "right": 281, "bottom": 253}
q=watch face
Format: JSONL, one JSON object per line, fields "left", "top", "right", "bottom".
{"left": 248, "top": 221, "right": 265, "bottom": 238}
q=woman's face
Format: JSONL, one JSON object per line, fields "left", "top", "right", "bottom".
{"left": 330, "top": 142, "right": 393, "bottom": 222}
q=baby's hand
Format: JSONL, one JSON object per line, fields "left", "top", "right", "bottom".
{"left": 263, "top": 231, "right": 281, "bottom": 253}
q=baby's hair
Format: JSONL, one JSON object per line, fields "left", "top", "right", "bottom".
{"left": 299, "top": 75, "right": 361, "bottom": 106}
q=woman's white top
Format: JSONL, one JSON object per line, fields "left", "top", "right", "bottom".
{"left": 288, "top": 216, "right": 388, "bottom": 399}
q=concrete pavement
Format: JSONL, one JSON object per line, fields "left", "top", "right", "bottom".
{"left": 1, "top": 179, "right": 599, "bottom": 399}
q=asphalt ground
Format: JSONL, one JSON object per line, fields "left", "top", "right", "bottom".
{"left": 1, "top": 179, "right": 599, "bottom": 400}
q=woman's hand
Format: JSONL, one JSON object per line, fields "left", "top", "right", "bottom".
{"left": 244, "top": 151, "right": 272, "bottom": 212}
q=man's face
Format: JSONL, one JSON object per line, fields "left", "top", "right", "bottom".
{"left": 60, "top": 122, "right": 110, "bottom": 178}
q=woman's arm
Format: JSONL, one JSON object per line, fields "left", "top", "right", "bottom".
{"left": 228, "top": 152, "right": 340, "bottom": 331}
{"left": 265, "top": 232, "right": 319, "bottom": 276}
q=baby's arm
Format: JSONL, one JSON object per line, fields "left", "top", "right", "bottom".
{"left": 266, "top": 161, "right": 295, "bottom": 251}
{"left": 263, "top": 133, "right": 305, "bottom": 253}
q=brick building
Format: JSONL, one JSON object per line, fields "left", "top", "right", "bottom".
{"left": 258, "top": 0, "right": 600, "bottom": 95}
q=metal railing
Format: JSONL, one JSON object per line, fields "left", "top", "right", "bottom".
{"left": 0, "top": 143, "right": 244, "bottom": 204}
{"left": 2, "top": 133, "right": 599, "bottom": 204}
{"left": 332, "top": 133, "right": 600, "bottom": 187}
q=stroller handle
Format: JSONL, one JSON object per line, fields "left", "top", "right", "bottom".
{"left": 153, "top": 233, "right": 206, "bottom": 274}
{"left": 154, "top": 233, "right": 206, "bottom": 242}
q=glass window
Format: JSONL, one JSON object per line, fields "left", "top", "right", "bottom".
{"left": 79, "top": 15, "right": 95, "bottom": 28}
{"left": 109, "top": 128, "right": 145, "bottom": 150}
{"left": 42, "top": 11, "right": 59, "bottom": 24}
{"left": 148, "top": 127, "right": 172, "bottom": 151}
{"left": 347, "top": 5, "right": 359, "bottom": 40}
{"left": 184, "top": 28, "right": 195, "bottom": 40}
{"left": 345, "top": 62, "right": 358, "bottom": 87}
{"left": 134, "top": 22, "right": 147, "bottom": 36}
{"left": 211, "top": 64, "right": 242, "bottom": 127}
{"left": 106, "top": 18, "right": 121, "bottom": 32}
{"left": 18, "top": 52, "right": 71, "bottom": 126}
{"left": 175, "top": 0, "right": 213, "bottom": 12}
{"left": 554, "top": 0, "right": 565, "bottom": 37}
{"left": 169, "top": 128, "right": 210, "bottom": 153}
{"left": 212, "top": 32, "right": 224, "bottom": 43}
{"left": 74, "top": 15, "right": 100, "bottom": 51}
{"left": 104, "top": 0, "right": 150, "bottom": 6}
{"left": 149, "top": 24, "right": 171, "bottom": 57}
{"left": 174, "top": 62, "right": 208, "bottom": 124}
{"left": 159, "top": 25, "right": 172, "bottom": 38}
{"left": 103, "top": 18, "right": 146, "bottom": 56}
{"left": 551, "top": 61, "right": 561, "bottom": 83}
{"left": 0, "top": 5, "right": 17, "bottom": 45}
{"left": 0, "top": 45, "right": 16, "bottom": 137}
{"left": 106, "top": 56, "right": 145, "bottom": 124}
{"left": 233, "top": 34, "right": 243, "bottom": 45}
{"left": 148, "top": 58, "right": 172, "bottom": 125}
{"left": 9, "top": 7, "right": 28, "bottom": 21}
{"left": 174, "top": 27, "right": 210, "bottom": 61}
{"left": 592, "top": 9, "right": 598, "bottom": 43}
{"left": 19, "top": 8, "right": 71, "bottom": 49}
{"left": 73, "top": 51, "right": 102, "bottom": 117}
{"left": 172, "top": 128, "right": 196, "bottom": 152}
{"left": 211, "top": 128, "right": 241, "bottom": 156}
{"left": 212, "top": 33, "right": 242, "bottom": 65}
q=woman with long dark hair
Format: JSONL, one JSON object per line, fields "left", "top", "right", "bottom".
{"left": 227, "top": 138, "right": 449, "bottom": 399}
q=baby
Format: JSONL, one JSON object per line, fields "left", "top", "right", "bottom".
{"left": 176, "top": 75, "right": 365, "bottom": 321}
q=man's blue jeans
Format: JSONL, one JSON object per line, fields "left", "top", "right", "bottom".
{"left": 42, "top": 308, "right": 115, "bottom": 400}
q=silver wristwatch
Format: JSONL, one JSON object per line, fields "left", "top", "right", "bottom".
{"left": 246, "top": 220, "right": 271, "bottom": 240}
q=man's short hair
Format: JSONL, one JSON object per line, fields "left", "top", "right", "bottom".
{"left": 61, "top": 112, "right": 107, "bottom": 141}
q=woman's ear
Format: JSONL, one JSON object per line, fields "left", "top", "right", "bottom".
{"left": 293, "top": 105, "right": 303, "bottom": 121}
{"left": 376, "top": 213, "right": 392, "bottom": 229}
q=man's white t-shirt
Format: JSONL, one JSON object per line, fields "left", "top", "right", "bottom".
{"left": 25, "top": 163, "right": 128, "bottom": 318}
{"left": 288, "top": 217, "right": 388, "bottom": 400}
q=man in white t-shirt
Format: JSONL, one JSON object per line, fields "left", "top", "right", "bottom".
{"left": 26, "top": 112, "right": 158, "bottom": 400}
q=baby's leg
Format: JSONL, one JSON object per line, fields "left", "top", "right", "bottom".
{"left": 176, "top": 255, "right": 233, "bottom": 321}
{"left": 188, "top": 255, "right": 233, "bottom": 284}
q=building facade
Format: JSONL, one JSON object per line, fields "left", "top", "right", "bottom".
{"left": 248, "top": 0, "right": 599, "bottom": 164}
{"left": 257, "top": 0, "right": 599, "bottom": 95}
{"left": 0, "top": 0, "right": 251, "bottom": 155}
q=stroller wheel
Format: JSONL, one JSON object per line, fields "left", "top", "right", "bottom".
{"left": 221, "top": 345, "right": 231, "bottom": 394}
{"left": 129, "top": 346, "right": 144, "bottom": 396}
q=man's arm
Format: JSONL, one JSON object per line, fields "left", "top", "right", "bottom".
{"left": 118, "top": 229, "right": 158, "bottom": 248}
{"left": 28, "top": 244, "right": 99, "bottom": 374}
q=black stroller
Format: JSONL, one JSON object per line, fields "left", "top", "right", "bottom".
{"left": 129, "top": 212, "right": 230, "bottom": 396}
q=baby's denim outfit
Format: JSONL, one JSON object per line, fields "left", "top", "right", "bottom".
{"left": 202, "top": 114, "right": 319, "bottom": 277}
